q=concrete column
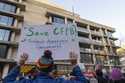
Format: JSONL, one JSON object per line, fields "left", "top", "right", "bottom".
{"left": 105, "top": 29, "right": 113, "bottom": 69}
{"left": 100, "top": 28, "right": 110, "bottom": 66}
{"left": 65, "top": 17, "right": 67, "bottom": 24}
{"left": 19, "top": 0, "right": 23, "bottom": 3}
{"left": 100, "top": 29, "right": 108, "bottom": 53}
{"left": 48, "top": 16, "right": 52, "bottom": 23}
{"left": 3, "top": 0, "right": 22, "bottom": 78}
{"left": 105, "top": 29, "right": 108, "bottom": 35}
{"left": 106, "top": 30, "right": 113, "bottom": 55}
{"left": 87, "top": 25, "right": 95, "bottom": 65}
{"left": 91, "top": 45, "right": 96, "bottom": 64}
{"left": 7, "top": 7, "right": 20, "bottom": 59}
{"left": 73, "top": 19, "right": 75, "bottom": 24}
{"left": 7, "top": 47, "right": 13, "bottom": 59}
{"left": 2, "top": 64, "right": 9, "bottom": 78}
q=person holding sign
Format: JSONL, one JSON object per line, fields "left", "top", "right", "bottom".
{"left": 3, "top": 50, "right": 87, "bottom": 83}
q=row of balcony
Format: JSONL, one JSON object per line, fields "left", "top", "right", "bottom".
{"left": 0, "top": 58, "right": 15, "bottom": 63}
{"left": 80, "top": 47, "right": 118, "bottom": 56}
{"left": 0, "top": 23, "right": 20, "bottom": 33}
{"left": 77, "top": 27, "right": 89, "bottom": 34}
{"left": 79, "top": 36, "right": 118, "bottom": 48}
{"left": 78, "top": 37, "right": 103, "bottom": 46}
{"left": 80, "top": 48, "right": 107, "bottom": 55}
{"left": 78, "top": 27, "right": 117, "bottom": 40}
{"left": 0, "top": 40, "right": 18, "bottom": 47}
{"left": 78, "top": 27, "right": 101, "bottom": 36}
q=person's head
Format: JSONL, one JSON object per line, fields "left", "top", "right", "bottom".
{"left": 44, "top": 50, "right": 52, "bottom": 58}
{"left": 102, "top": 68, "right": 108, "bottom": 75}
{"left": 109, "top": 68, "right": 122, "bottom": 80}
{"left": 36, "top": 50, "right": 54, "bottom": 74}
{"left": 78, "top": 63, "right": 86, "bottom": 73}
{"left": 95, "top": 64, "right": 103, "bottom": 71}
{"left": 69, "top": 51, "right": 78, "bottom": 65}
{"left": 71, "top": 64, "right": 83, "bottom": 76}
{"left": 70, "top": 59, "right": 77, "bottom": 65}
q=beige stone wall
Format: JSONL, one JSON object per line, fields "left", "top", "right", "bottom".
{"left": 22, "top": 0, "right": 48, "bottom": 25}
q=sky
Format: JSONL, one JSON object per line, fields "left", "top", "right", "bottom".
{"left": 50, "top": 0, "right": 125, "bottom": 45}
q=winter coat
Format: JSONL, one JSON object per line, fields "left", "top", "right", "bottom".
{"left": 3, "top": 65, "right": 87, "bottom": 83}
{"left": 109, "top": 68, "right": 122, "bottom": 81}
{"left": 96, "top": 69, "right": 107, "bottom": 83}
{"left": 109, "top": 68, "right": 125, "bottom": 83}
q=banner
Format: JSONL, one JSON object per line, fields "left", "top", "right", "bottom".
{"left": 17, "top": 23, "right": 80, "bottom": 62}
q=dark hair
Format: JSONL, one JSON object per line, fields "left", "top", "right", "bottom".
{"left": 44, "top": 50, "right": 52, "bottom": 58}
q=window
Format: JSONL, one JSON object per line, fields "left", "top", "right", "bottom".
{"left": 96, "top": 55, "right": 108, "bottom": 64}
{"left": 0, "top": 45, "right": 8, "bottom": 58}
{"left": 67, "top": 19, "right": 73, "bottom": 24}
{"left": 52, "top": 16, "right": 65, "bottom": 24}
{"left": 109, "top": 56, "right": 120, "bottom": 65}
{"left": 0, "top": 15, "right": 14, "bottom": 26}
{"left": 80, "top": 53, "right": 93, "bottom": 64}
{"left": 76, "top": 22, "right": 87, "bottom": 29}
{"left": 0, "top": 2, "right": 16, "bottom": 13}
{"left": 0, "top": 29, "right": 11, "bottom": 41}
{"left": 78, "top": 32, "right": 89, "bottom": 38}
{"left": 90, "top": 26, "right": 99, "bottom": 31}
{"left": 107, "top": 47, "right": 111, "bottom": 53}
{"left": 94, "top": 45, "right": 104, "bottom": 51}
{"left": 80, "top": 44, "right": 91, "bottom": 52}
{"left": 107, "top": 31, "right": 112, "bottom": 37}
{"left": 92, "top": 36, "right": 101, "bottom": 41}
{"left": 0, "top": 64, "right": 4, "bottom": 78}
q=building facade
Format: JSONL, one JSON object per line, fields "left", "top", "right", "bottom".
{"left": 0, "top": 0, "right": 119, "bottom": 78}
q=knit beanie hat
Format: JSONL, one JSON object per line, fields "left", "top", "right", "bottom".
{"left": 36, "top": 50, "right": 54, "bottom": 73}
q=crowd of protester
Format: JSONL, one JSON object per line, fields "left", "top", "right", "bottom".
{"left": 59, "top": 64, "right": 125, "bottom": 83}
{"left": 83, "top": 64, "right": 125, "bottom": 83}
{"left": 2, "top": 50, "right": 125, "bottom": 83}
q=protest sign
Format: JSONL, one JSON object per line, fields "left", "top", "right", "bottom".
{"left": 17, "top": 23, "right": 80, "bottom": 62}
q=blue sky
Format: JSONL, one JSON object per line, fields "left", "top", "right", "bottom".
{"left": 51, "top": 0, "right": 125, "bottom": 45}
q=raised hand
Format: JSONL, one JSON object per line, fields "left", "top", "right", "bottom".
{"left": 19, "top": 53, "right": 28, "bottom": 65}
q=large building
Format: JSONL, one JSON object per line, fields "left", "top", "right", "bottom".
{"left": 0, "top": 0, "right": 119, "bottom": 78}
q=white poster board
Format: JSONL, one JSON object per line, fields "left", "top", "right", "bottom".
{"left": 17, "top": 23, "right": 80, "bottom": 62}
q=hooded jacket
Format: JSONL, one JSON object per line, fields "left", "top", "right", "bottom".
{"left": 109, "top": 68, "right": 122, "bottom": 81}
{"left": 96, "top": 69, "right": 107, "bottom": 83}
{"left": 3, "top": 65, "right": 87, "bottom": 83}
{"left": 108, "top": 68, "right": 125, "bottom": 83}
